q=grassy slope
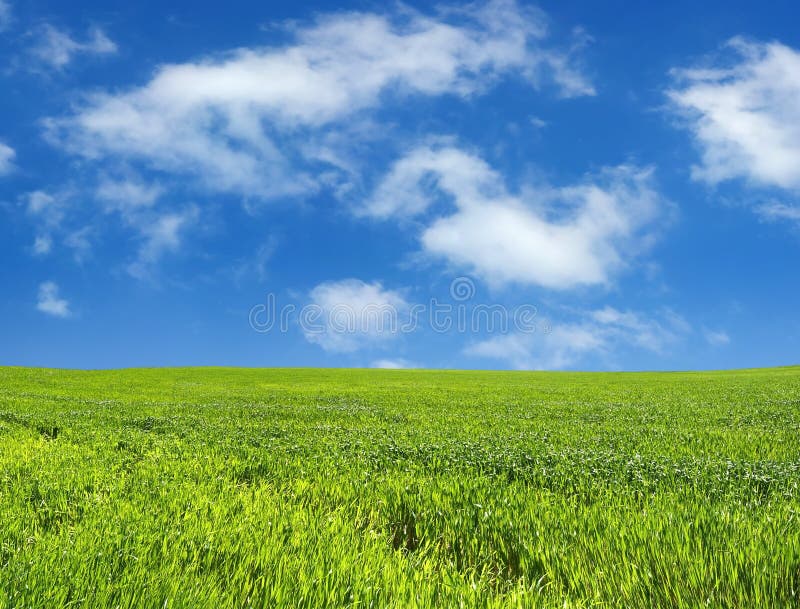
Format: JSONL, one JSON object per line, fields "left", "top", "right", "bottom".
{"left": 0, "top": 366, "right": 799, "bottom": 608}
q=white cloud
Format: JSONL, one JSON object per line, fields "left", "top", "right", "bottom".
{"left": 0, "top": 142, "right": 15, "bottom": 175}
{"left": 371, "top": 358, "right": 419, "bottom": 369}
{"left": 29, "top": 24, "right": 117, "bottom": 70}
{"left": 669, "top": 38, "right": 800, "bottom": 192}
{"left": 46, "top": 1, "right": 591, "bottom": 200}
{"left": 363, "top": 145, "right": 666, "bottom": 290}
{"left": 465, "top": 306, "right": 689, "bottom": 369}
{"left": 36, "top": 281, "right": 71, "bottom": 318}
{"left": 304, "top": 279, "right": 408, "bottom": 352}
{"left": 703, "top": 328, "right": 731, "bottom": 346}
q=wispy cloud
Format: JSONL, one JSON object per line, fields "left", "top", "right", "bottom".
{"left": 669, "top": 38, "right": 800, "bottom": 193}
{"left": 127, "top": 207, "right": 198, "bottom": 279}
{"left": 25, "top": 190, "right": 63, "bottom": 221}
{"left": 0, "top": 0, "right": 11, "bottom": 31}
{"left": 529, "top": 116, "right": 548, "bottom": 129}
{"left": 466, "top": 325, "right": 602, "bottom": 370}
{"left": 362, "top": 145, "right": 668, "bottom": 290}
{"left": 46, "top": 1, "right": 591, "bottom": 201}
{"left": 64, "top": 226, "right": 92, "bottom": 263}
{"left": 232, "top": 238, "right": 278, "bottom": 284}
{"left": 36, "top": 281, "right": 71, "bottom": 318}
{"left": 756, "top": 201, "right": 800, "bottom": 227}
{"left": 703, "top": 328, "right": 731, "bottom": 346}
{"left": 96, "top": 176, "right": 162, "bottom": 212}
{"left": 589, "top": 306, "right": 690, "bottom": 352}
{"left": 465, "top": 307, "right": 690, "bottom": 369}
{"left": 371, "top": 358, "right": 419, "bottom": 369}
{"left": 19, "top": 176, "right": 199, "bottom": 276}
{"left": 32, "top": 235, "right": 52, "bottom": 256}
{"left": 0, "top": 141, "right": 15, "bottom": 175}
{"left": 28, "top": 24, "right": 116, "bottom": 71}
{"left": 24, "top": 190, "right": 67, "bottom": 256}
{"left": 18, "top": 1, "right": 595, "bottom": 280}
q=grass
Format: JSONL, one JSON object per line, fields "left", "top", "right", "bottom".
{"left": 0, "top": 365, "right": 799, "bottom": 608}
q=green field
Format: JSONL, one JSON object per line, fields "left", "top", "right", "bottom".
{"left": 1, "top": 366, "right": 799, "bottom": 608}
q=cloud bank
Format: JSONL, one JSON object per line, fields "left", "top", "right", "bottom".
{"left": 669, "top": 38, "right": 800, "bottom": 224}
{"left": 363, "top": 145, "right": 666, "bottom": 290}
{"left": 303, "top": 279, "right": 409, "bottom": 353}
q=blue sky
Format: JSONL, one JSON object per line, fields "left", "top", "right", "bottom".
{"left": 2, "top": 0, "right": 800, "bottom": 370}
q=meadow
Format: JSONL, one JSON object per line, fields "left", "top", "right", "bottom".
{"left": 0, "top": 365, "right": 799, "bottom": 608}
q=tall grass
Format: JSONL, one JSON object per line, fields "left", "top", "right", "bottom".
{"left": 1, "top": 366, "right": 799, "bottom": 607}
